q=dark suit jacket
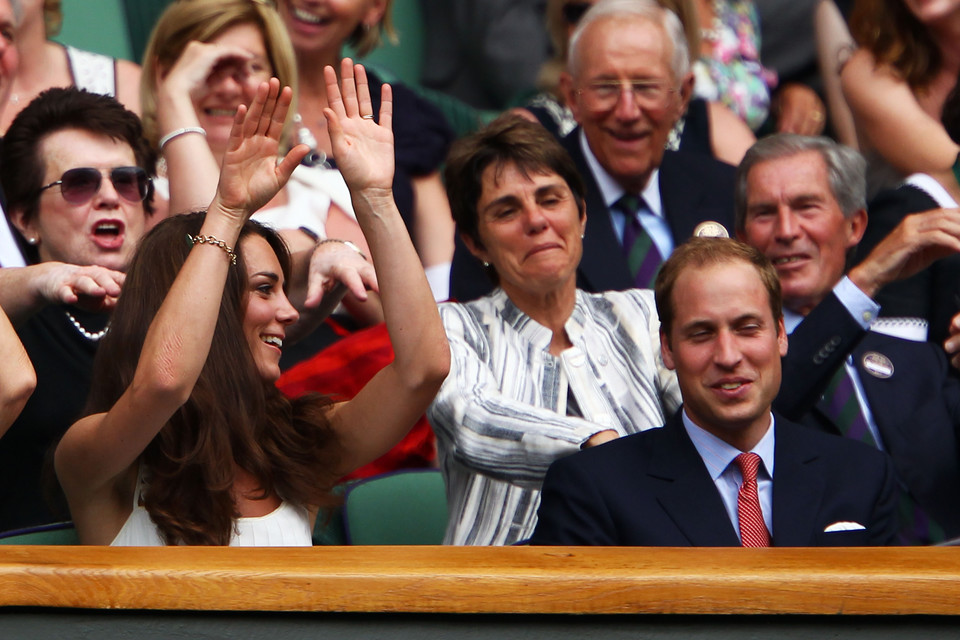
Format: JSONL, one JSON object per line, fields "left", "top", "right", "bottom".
{"left": 530, "top": 411, "right": 898, "bottom": 546}
{"left": 449, "top": 130, "right": 737, "bottom": 301}
{"left": 858, "top": 184, "right": 960, "bottom": 345}
{"left": 775, "top": 292, "right": 960, "bottom": 540}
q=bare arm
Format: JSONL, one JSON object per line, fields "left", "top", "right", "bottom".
{"left": 115, "top": 59, "right": 143, "bottom": 116}
{"left": 0, "top": 304, "right": 34, "bottom": 437}
{"left": 55, "top": 80, "right": 309, "bottom": 507}
{"left": 841, "top": 49, "right": 960, "bottom": 175}
{"left": 320, "top": 60, "right": 450, "bottom": 474}
{"left": 706, "top": 101, "right": 756, "bottom": 166}
{"left": 155, "top": 41, "right": 251, "bottom": 215}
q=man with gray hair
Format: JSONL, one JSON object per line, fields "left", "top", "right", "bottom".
{"left": 736, "top": 132, "right": 960, "bottom": 545}
{"left": 449, "top": 0, "right": 737, "bottom": 301}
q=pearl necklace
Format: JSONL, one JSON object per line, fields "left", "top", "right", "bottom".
{"left": 65, "top": 311, "right": 109, "bottom": 342}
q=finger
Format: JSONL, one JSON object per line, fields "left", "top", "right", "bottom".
{"left": 304, "top": 272, "right": 330, "bottom": 308}
{"left": 241, "top": 80, "right": 270, "bottom": 141}
{"left": 277, "top": 143, "right": 311, "bottom": 183}
{"left": 340, "top": 57, "right": 359, "bottom": 118}
{"left": 355, "top": 63, "right": 374, "bottom": 118}
{"left": 266, "top": 84, "right": 293, "bottom": 142}
{"left": 257, "top": 78, "right": 282, "bottom": 137}
{"left": 379, "top": 82, "right": 393, "bottom": 133}
{"left": 324, "top": 64, "right": 346, "bottom": 120}
{"left": 358, "top": 263, "right": 379, "bottom": 294}
{"left": 227, "top": 103, "right": 248, "bottom": 151}
{"left": 336, "top": 267, "right": 370, "bottom": 301}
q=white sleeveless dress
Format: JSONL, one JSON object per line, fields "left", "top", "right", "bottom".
{"left": 110, "top": 469, "right": 313, "bottom": 546}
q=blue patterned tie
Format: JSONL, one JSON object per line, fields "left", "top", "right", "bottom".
{"left": 616, "top": 194, "right": 663, "bottom": 289}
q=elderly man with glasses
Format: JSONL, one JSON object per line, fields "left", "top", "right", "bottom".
{"left": 451, "top": 0, "right": 738, "bottom": 301}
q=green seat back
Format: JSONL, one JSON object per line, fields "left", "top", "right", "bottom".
{"left": 0, "top": 522, "right": 79, "bottom": 545}
{"left": 342, "top": 469, "right": 447, "bottom": 545}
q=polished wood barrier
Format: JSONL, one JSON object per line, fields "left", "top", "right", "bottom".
{"left": 1, "top": 546, "right": 959, "bottom": 615}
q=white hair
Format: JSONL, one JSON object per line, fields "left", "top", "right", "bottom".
{"left": 567, "top": 0, "right": 690, "bottom": 83}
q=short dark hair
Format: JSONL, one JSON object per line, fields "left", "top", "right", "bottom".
{"left": 0, "top": 87, "right": 157, "bottom": 262}
{"left": 444, "top": 113, "right": 586, "bottom": 250}
{"left": 654, "top": 237, "right": 782, "bottom": 342}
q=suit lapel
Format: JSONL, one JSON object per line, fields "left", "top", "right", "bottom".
{"left": 648, "top": 415, "right": 741, "bottom": 546}
{"left": 771, "top": 419, "right": 826, "bottom": 546}
{"left": 562, "top": 130, "right": 638, "bottom": 293}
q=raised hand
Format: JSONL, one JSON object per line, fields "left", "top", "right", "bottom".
{"left": 323, "top": 59, "right": 395, "bottom": 195}
{"left": 37, "top": 263, "right": 125, "bottom": 311}
{"left": 160, "top": 41, "right": 256, "bottom": 106}
{"left": 212, "top": 78, "right": 309, "bottom": 220}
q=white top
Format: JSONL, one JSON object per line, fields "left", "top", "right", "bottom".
{"left": 110, "top": 469, "right": 313, "bottom": 546}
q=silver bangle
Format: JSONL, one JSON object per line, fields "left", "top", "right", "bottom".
{"left": 159, "top": 127, "right": 207, "bottom": 152}
{"left": 318, "top": 238, "right": 367, "bottom": 261}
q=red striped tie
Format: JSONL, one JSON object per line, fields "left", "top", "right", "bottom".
{"left": 735, "top": 452, "right": 770, "bottom": 547}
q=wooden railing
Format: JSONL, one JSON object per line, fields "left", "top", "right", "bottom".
{"left": 1, "top": 546, "right": 959, "bottom": 615}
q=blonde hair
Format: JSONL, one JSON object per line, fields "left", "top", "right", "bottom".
{"left": 347, "top": 0, "right": 397, "bottom": 57}
{"left": 43, "top": 0, "right": 61, "bottom": 37}
{"left": 140, "top": 0, "right": 298, "bottom": 150}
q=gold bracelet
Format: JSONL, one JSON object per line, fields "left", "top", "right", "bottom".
{"left": 187, "top": 234, "right": 237, "bottom": 265}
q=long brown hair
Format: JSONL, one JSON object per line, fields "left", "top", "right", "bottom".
{"left": 86, "top": 212, "right": 341, "bottom": 545}
{"left": 849, "top": 0, "right": 942, "bottom": 89}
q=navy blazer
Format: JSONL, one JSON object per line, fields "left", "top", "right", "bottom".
{"left": 776, "top": 292, "right": 960, "bottom": 539}
{"left": 449, "top": 129, "right": 737, "bottom": 301}
{"left": 530, "top": 411, "right": 898, "bottom": 547}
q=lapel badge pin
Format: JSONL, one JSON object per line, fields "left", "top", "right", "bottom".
{"left": 693, "top": 221, "right": 729, "bottom": 238}
{"left": 861, "top": 352, "right": 894, "bottom": 379}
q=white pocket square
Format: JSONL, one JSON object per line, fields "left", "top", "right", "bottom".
{"left": 823, "top": 521, "right": 866, "bottom": 532}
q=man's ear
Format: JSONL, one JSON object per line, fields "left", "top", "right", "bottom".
{"left": 660, "top": 329, "right": 676, "bottom": 370}
{"left": 461, "top": 232, "right": 490, "bottom": 265}
{"left": 846, "top": 208, "right": 868, "bottom": 248}
{"left": 677, "top": 71, "right": 694, "bottom": 116}
{"left": 777, "top": 316, "right": 788, "bottom": 357}
{"left": 559, "top": 71, "right": 582, "bottom": 124}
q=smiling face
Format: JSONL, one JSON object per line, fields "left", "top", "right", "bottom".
{"left": 241, "top": 233, "right": 299, "bottom": 382}
{"left": 195, "top": 22, "right": 273, "bottom": 157}
{"left": 464, "top": 161, "right": 586, "bottom": 303}
{"left": 661, "top": 259, "right": 788, "bottom": 451}
{"left": 562, "top": 15, "right": 690, "bottom": 194}
{"left": 739, "top": 151, "right": 866, "bottom": 316}
{"left": 275, "top": 0, "right": 386, "bottom": 56}
{"left": 13, "top": 128, "right": 146, "bottom": 271}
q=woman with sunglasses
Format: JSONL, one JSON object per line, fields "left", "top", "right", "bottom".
{"left": 55, "top": 64, "right": 448, "bottom": 546}
{"left": 0, "top": 87, "right": 156, "bottom": 533}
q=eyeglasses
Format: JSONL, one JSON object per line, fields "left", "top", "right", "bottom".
{"left": 577, "top": 79, "right": 676, "bottom": 110}
{"left": 38, "top": 166, "right": 152, "bottom": 205}
{"left": 562, "top": 2, "right": 592, "bottom": 25}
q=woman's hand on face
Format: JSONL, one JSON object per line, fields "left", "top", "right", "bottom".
{"left": 212, "top": 78, "right": 309, "bottom": 222}
{"left": 36, "top": 262, "right": 125, "bottom": 311}
{"left": 323, "top": 59, "right": 395, "bottom": 196}
{"left": 161, "top": 40, "right": 254, "bottom": 104}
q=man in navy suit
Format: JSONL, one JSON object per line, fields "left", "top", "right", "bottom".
{"left": 531, "top": 238, "right": 898, "bottom": 546}
{"left": 449, "top": 0, "right": 736, "bottom": 301}
{"left": 736, "top": 134, "right": 960, "bottom": 544}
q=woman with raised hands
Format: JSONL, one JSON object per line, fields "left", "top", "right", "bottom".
{"left": 54, "top": 63, "right": 448, "bottom": 546}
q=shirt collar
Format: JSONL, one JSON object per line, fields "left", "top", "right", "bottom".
{"left": 578, "top": 129, "right": 662, "bottom": 217}
{"left": 682, "top": 409, "right": 776, "bottom": 481}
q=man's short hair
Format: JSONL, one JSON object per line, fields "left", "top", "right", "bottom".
{"left": 567, "top": 0, "right": 690, "bottom": 82}
{"left": 734, "top": 134, "right": 866, "bottom": 233}
{"left": 655, "top": 237, "right": 783, "bottom": 342}
{"left": 1, "top": 87, "right": 157, "bottom": 226}
{"left": 444, "top": 113, "right": 586, "bottom": 249}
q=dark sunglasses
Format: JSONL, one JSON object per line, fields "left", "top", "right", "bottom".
{"left": 562, "top": 1, "right": 592, "bottom": 25}
{"left": 38, "top": 166, "right": 151, "bottom": 205}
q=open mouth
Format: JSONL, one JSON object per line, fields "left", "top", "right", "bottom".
{"left": 292, "top": 6, "right": 331, "bottom": 26}
{"left": 93, "top": 221, "right": 122, "bottom": 238}
{"left": 262, "top": 335, "right": 283, "bottom": 349}
{"left": 771, "top": 255, "right": 806, "bottom": 266}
